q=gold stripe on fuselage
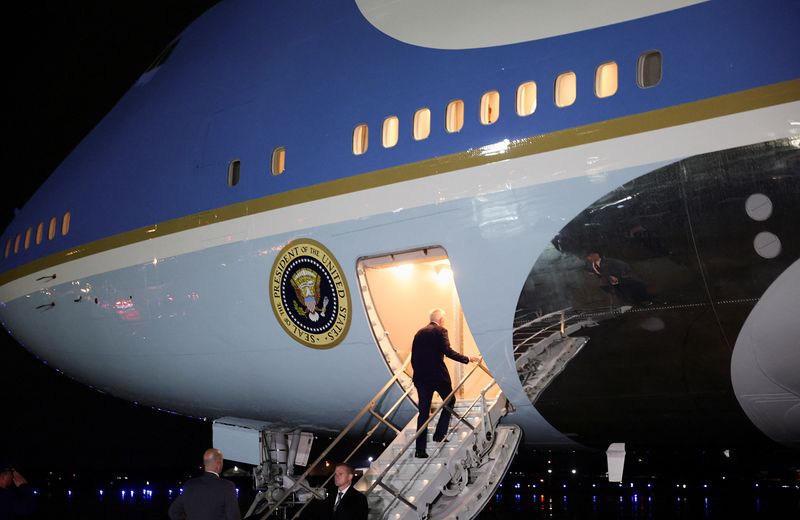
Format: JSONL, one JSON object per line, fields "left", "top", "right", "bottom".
{"left": 1, "top": 78, "right": 798, "bottom": 287}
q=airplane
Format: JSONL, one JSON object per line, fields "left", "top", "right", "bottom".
{"left": 1, "top": 0, "right": 798, "bottom": 517}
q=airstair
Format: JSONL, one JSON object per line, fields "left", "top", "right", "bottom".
{"left": 513, "top": 308, "right": 601, "bottom": 403}
{"left": 357, "top": 392, "right": 520, "bottom": 520}
{"left": 250, "top": 358, "right": 521, "bottom": 520}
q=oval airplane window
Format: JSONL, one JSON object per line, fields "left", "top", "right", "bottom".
{"left": 638, "top": 50, "right": 662, "bottom": 88}
{"left": 353, "top": 124, "right": 369, "bottom": 155}
{"left": 413, "top": 108, "right": 431, "bottom": 141}
{"left": 36, "top": 222, "right": 44, "bottom": 245}
{"left": 595, "top": 61, "right": 618, "bottom": 98}
{"left": 271, "top": 147, "right": 286, "bottom": 175}
{"left": 383, "top": 116, "right": 399, "bottom": 148}
{"left": 24, "top": 227, "right": 32, "bottom": 250}
{"left": 14, "top": 234, "right": 21, "bottom": 254}
{"left": 227, "top": 159, "right": 241, "bottom": 187}
{"left": 4, "top": 238, "right": 11, "bottom": 258}
{"left": 516, "top": 81, "right": 537, "bottom": 116}
{"left": 48, "top": 217, "right": 57, "bottom": 240}
{"left": 446, "top": 100, "right": 464, "bottom": 133}
{"left": 480, "top": 90, "right": 500, "bottom": 125}
{"left": 555, "top": 71, "right": 577, "bottom": 107}
{"left": 62, "top": 212, "right": 71, "bottom": 236}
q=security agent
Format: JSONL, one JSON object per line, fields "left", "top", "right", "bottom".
{"left": 0, "top": 460, "right": 36, "bottom": 519}
{"left": 168, "top": 448, "right": 241, "bottom": 520}
{"left": 318, "top": 462, "right": 367, "bottom": 520}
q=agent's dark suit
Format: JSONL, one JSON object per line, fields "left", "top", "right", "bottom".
{"left": 168, "top": 472, "right": 241, "bottom": 520}
{"left": 411, "top": 322, "right": 469, "bottom": 453}
{"left": 318, "top": 486, "right": 368, "bottom": 520}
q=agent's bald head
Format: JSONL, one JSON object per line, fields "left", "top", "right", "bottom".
{"left": 203, "top": 448, "right": 224, "bottom": 474}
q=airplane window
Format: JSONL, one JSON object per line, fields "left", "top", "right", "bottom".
{"left": 24, "top": 228, "right": 31, "bottom": 250}
{"left": 480, "top": 91, "right": 500, "bottom": 125}
{"left": 555, "top": 72, "right": 577, "bottom": 107}
{"left": 4, "top": 239, "right": 10, "bottom": 258}
{"left": 446, "top": 100, "right": 464, "bottom": 133}
{"left": 271, "top": 147, "right": 286, "bottom": 175}
{"left": 227, "top": 159, "right": 241, "bottom": 187}
{"left": 413, "top": 108, "right": 431, "bottom": 141}
{"left": 48, "top": 218, "right": 57, "bottom": 240}
{"left": 516, "top": 81, "right": 537, "bottom": 116}
{"left": 595, "top": 61, "right": 618, "bottom": 98}
{"left": 383, "top": 116, "right": 399, "bottom": 148}
{"left": 36, "top": 222, "right": 43, "bottom": 245}
{"left": 62, "top": 212, "right": 71, "bottom": 236}
{"left": 14, "top": 234, "right": 20, "bottom": 254}
{"left": 353, "top": 124, "right": 369, "bottom": 155}
{"left": 637, "top": 50, "right": 662, "bottom": 88}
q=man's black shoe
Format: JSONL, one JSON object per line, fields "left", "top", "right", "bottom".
{"left": 414, "top": 451, "right": 428, "bottom": 458}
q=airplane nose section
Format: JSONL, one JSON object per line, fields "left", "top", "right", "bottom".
{"left": 731, "top": 258, "right": 800, "bottom": 449}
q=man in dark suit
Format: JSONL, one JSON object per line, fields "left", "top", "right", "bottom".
{"left": 318, "top": 462, "right": 368, "bottom": 520}
{"left": 411, "top": 308, "right": 480, "bottom": 458}
{"left": 168, "top": 448, "right": 241, "bottom": 520}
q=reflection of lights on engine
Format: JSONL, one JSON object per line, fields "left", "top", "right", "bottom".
{"left": 153, "top": 257, "right": 158, "bottom": 265}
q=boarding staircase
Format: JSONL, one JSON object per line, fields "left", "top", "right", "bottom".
{"left": 513, "top": 308, "right": 601, "bottom": 403}
{"left": 357, "top": 393, "right": 520, "bottom": 520}
{"left": 252, "top": 358, "right": 521, "bottom": 520}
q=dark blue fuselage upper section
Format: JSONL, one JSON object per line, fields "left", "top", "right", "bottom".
{"left": 2, "top": 0, "right": 798, "bottom": 273}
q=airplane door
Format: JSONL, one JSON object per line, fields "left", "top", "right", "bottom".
{"left": 357, "top": 247, "right": 496, "bottom": 402}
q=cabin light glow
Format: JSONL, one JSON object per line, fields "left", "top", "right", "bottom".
{"left": 353, "top": 124, "right": 368, "bottom": 155}
{"left": 595, "top": 62, "right": 618, "bottom": 98}
{"left": 435, "top": 265, "right": 453, "bottom": 284}
{"left": 555, "top": 71, "right": 577, "bottom": 107}
{"left": 413, "top": 108, "right": 431, "bottom": 140}
{"left": 382, "top": 116, "right": 399, "bottom": 148}
{"left": 516, "top": 81, "right": 537, "bottom": 116}
{"left": 446, "top": 100, "right": 464, "bottom": 133}
{"left": 480, "top": 90, "right": 500, "bottom": 124}
{"left": 393, "top": 264, "right": 414, "bottom": 278}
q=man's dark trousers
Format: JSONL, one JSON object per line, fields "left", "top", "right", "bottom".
{"left": 415, "top": 380, "right": 457, "bottom": 452}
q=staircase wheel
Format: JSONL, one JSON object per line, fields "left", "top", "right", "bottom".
{"left": 441, "top": 461, "right": 469, "bottom": 497}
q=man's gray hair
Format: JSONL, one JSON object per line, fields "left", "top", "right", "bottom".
{"left": 429, "top": 308, "right": 445, "bottom": 323}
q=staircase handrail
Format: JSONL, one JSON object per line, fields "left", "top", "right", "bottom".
{"left": 365, "top": 359, "right": 495, "bottom": 511}
{"left": 256, "top": 355, "right": 414, "bottom": 520}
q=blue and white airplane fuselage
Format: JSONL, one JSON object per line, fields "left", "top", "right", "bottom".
{"left": 1, "top": 0, "right": 799, "bottom": 451}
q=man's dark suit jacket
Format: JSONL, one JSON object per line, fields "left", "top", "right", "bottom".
{"left": 168, "top": 471, "right": 241, "bottom": 520}
{"left": 411, "top": 322, "right": 469, "bottom": 385}
{"left": 318, "top": 486, "right": 368, "bottom": 520}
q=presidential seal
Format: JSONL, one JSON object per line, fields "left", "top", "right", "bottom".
{"left": 269, "top": 239, "right": 351, "bottom": 349}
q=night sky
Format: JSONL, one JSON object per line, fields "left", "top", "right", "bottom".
{"left": 1, "top": 2, "right": 220, "bottom": 475}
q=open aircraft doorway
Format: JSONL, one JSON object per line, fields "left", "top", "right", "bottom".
{"left": 357, "top": 247, "right": 497, "bottom": 405}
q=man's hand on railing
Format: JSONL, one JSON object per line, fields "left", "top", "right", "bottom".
{"left": 469, "top": 355, "right": 482, "bottom": 363}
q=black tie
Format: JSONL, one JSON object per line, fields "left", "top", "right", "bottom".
{"left": 334, "top": 491, "right": 343, "bottom": 510}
